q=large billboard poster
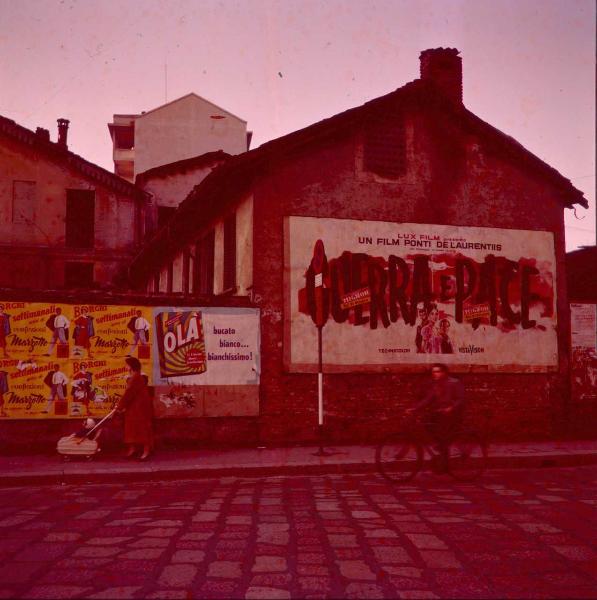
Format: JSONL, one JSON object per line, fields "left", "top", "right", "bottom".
{"left": 0, "top": 302, "right": 260, "bottom": 419}
{"left": 284, "top": 217, "right": 558, "bottom": 372}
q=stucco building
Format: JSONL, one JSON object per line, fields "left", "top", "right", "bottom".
{"left": 108, "top": 93, "right": 250, "bottom": 183}
{"left": 126, "top": 48, "right": 588, "bottom": 445}
{"left": 0, "top": 116, "right": 149, "bottom": 290}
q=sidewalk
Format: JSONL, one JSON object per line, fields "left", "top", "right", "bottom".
{"left": 1, "top": 439, "right": 597, "bottom": 487}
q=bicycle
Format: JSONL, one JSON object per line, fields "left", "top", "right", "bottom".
{"left": 375, "top": 413, "right": 488, "bottom": 483}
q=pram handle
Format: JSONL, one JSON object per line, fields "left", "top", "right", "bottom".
{"left": 78, "top": 408, "right": 118, "bottom": 442}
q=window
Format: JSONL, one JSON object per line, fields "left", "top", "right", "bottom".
{"left": 193, "top": 230, "right": 215, "bottom": 295}
{"left": 64, "top": 262, "right": 94, "bottom": 289}
{"left": 363, "top": 114, "right": 406, "bottom": 179}
{"left": 114, "top": 125, "right": 135, "bottom": 150}
{"left": 12, "top": 181, "right": 36, "bottom": 224}
{"left": 223, "top": 213, "right": 236, "bottom": 292}
{"left": 157, "top": 206, "right": 177, "bottom": 229}
{"left": 65, "top": 189, "right": 95, "bottom": 248}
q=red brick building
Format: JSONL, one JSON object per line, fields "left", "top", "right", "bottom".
{"left": 0, "top": 116, "right": 149, "bottom": 290}
{"left": 127, "top": 48, "right": 587, "bottom": 444}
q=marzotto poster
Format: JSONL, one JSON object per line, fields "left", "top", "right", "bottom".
{"left": 285, "top": 217, "right": 558, "bottom": 372}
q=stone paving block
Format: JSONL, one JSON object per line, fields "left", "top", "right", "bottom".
{"left": 244, "top": 586, "right": 291, "bottom": 599}
{"left": 196, "top": 579, "right": 237, "bottom": 598}
{"left": 327, "top": 534, "right": 358, "bottom": 548}
{"left": 180, "top": 531, "right": 214, "bottom": 541}
{"left": 140, "top": 528, "right": 179, "bottom": 537}
{"left": 73, "top": 546, "right": 122, "bottom": 558}
{"left": 23, "top": 585, "right": 93, "bottom": 599}
{"left": 252, "top": 556, "right": 287, "bottom": 572}
{"left": 171, "top": 549, "right": 206, "bottom": 563}
{"left": 128, "top": 537, "right": 171, "bottom": 548}
{"left": 145, "top": 589, "right": 190, "bottom": 599}
{"left": 250, "top": 574, "right": 293, "bottom": 587}
{"left": 336, "top": 560, "right": 376, "bottom": 581}
{"left": 344, "top": 582, "right": 386, "bottom": 598}
{"left": 207, "top": 560, "right": 243, "bottom": 578}
{"left": 405, "top": 534, "right": 448, "bottom": 550}
{"left": 297, "top": 553, "right": 326, "bottom": 564}
{"left": 0, "top": 590, "right": 16, "bottom": 599}
{"left": 214, "top": 548, "right": 245, "bottom": 561}
{"left": 372, "top": 546, "right": 412, "bottom": 564}
{"left": 120, "top": 548, "right": 165, "bottom": 559}
{"left": 255, "top": 544, "right": 289, "bottom": 556}
{"left": 192, "top": 511, "right": 219, "bottom": 522}
{"left": 396, "top": 591, "right": 439, "bottom": 599}
{"left": 298, "top": 576, "right": 332, "bottom": 593}
{"left": 158, "top": 564, "right": 198, "bottom": 588}
{"left": 297, "top": 564, "right": 330, "bottom": 576}
{"left": 417, "top": 551, "right": 462, "bottom": 569}
{"left": 86, "top": 586, "right": 142, "bottom": 599}
{"left": 335, "top": 548, "right": 371, "bottom": 562}
{"left": 86, "top": 537, "right": 133, "bottom": 546}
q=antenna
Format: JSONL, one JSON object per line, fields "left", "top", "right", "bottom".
{"left": 164, "top": 62, "right": 168, "bottom": 103}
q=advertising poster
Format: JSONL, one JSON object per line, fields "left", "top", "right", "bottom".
{"left": 285, "top": 216, "right": 559, "bottom": 372}
{"left": 151, "top": 307, "right": 260, "bottom": 418}
{"left": 0, "top": 302, "right": 153, "bottom": 419}
{"left": 570, "top": 303, "right": 597, "bottom": 401}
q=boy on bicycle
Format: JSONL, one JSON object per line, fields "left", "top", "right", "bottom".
{"left": 405, "top": 363, "right": 465, "bottom": 471}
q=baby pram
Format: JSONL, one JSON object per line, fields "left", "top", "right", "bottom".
{"left": 56, "top": 409, "right": 117, "bottom": 459}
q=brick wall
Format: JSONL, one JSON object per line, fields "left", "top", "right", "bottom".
{"left": 251, "top": 105, "right": 572, "bottom": 443}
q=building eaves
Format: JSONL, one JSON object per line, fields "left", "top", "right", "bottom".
{"left": 0, "top": 114, "right": 147, "bottom": 200}
{"left": 135, "top": 150, "right": 231, "bottom": 185}
{"left": 127, "top": 79, "right": 588, "bottom": 286}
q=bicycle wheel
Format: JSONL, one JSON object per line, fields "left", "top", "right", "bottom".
{"left": 376, "top": 436, "right": 423, "bottom": 483}
{"left": 448, "top": 433, "right": 487, "bottom": 481}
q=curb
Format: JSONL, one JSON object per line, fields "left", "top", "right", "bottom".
{"left": 1, "top": 451, "right": 596, "bottom": 487}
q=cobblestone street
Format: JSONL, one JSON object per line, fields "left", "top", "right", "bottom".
{"left": 0, "top": 466, "right": 596, "bottom": 599}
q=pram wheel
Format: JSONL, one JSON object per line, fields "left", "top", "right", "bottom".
{"left": 85, "top": 455, "right": 93, "bottom": 461}
{"left": 62, "top": 455, "right": 70, "bottom": 462}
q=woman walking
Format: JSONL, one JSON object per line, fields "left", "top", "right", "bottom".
{"left": 117, "top": 357, "right": 153, "bottom": 460}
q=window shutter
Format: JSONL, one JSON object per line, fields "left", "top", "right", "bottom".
{"left": 65, "top": 189, "right": 95, "bottom": 248}
{"left": 363, "top": 114, "right": 406, "bottom": 179}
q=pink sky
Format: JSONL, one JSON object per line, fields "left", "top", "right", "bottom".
{"left": 1, "top": 0, "right": 594, "bottom": 250}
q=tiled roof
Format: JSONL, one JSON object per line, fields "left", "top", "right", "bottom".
{"left": 0, "top": 114, "right": 147, "bottom": 199}
{"left": 135, "top": 151, "right": 231, "bottom": 185}
{"left": 127, "top": 78, "right": 588, "bottom": 285}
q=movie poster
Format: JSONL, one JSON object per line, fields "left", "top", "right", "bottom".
{"left": 285, "top": 216, "right": 559, "bottom": 372}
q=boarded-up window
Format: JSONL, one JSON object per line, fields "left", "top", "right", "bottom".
{"left": 12, "top": 181, "right": 36, "bottom": 224}
{"left": 64, "top": 262, "right": 94, "bottom": 289}
{"left": 65, "top": 189, "right": 95, "bottom": 248}
{"left": 193, "top": 230, "right": 215, "bottom": 295}
{"left": 223, "top": 213, "right": 236, "bottom": 292}
{"left": 363, "top": 115, "right": 406, "bottom": 179}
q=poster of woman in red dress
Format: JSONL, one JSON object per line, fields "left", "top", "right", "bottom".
{"left": 73, "top": 307, "right": 95, "bottom": 358}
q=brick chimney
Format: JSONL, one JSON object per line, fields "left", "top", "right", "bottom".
{"left": 57, "top": 118, "right": 70, "bottom": 148}
{"left": 35, "top": 127, "right": 50, "bottom": 142}
{"left": 420, "top": 48, "right": 463, "bottom": 105}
